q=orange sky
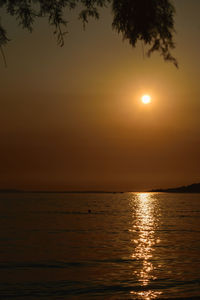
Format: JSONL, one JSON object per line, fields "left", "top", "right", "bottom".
{"left": 1, "top": 0, "right": 200, "bottom": 191}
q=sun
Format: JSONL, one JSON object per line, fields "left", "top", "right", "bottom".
{"left": 141, "top": 94, "right": 151, "bottom": 104}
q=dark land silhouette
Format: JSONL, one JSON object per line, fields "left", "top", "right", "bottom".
{"left": 0, "top": 189, "right": 124, "bottom": 194}
{"left": 2, "top": 184, "right": 200, "bottom": 193}
{"left": 150, "top": 183, "right": 200, "bottom": 193}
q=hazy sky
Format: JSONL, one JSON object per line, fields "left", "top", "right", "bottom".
{"left": 1, "top": 0, "right": 200, "bottom": 191}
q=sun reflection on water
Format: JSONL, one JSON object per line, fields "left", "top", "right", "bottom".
{"left": 130, "top": 193, "right": 162, "bottom": 299}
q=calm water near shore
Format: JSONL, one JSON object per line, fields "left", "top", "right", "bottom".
{"left": 0, "top": 192, "right": 200, "bottom": 299}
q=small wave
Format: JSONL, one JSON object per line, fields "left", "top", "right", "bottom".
{"left": 0, "top": 279, "right": 200, "bottom": 299}
{"left": 0, "top": 258, "right": 139, "bottom": 270}
{"left": 0, "top": 261, "right": 87, "bottom": 270}
{"left": 31, "top": 210, "right": 105, "bottom": 215}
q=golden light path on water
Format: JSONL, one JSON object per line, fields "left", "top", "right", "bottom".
{"left": 129, "top": 193, "right": 162, "bottom": 299}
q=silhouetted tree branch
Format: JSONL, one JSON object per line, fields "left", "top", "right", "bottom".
{"left": 0, "top": 0, "right": 177, "bottom": 67}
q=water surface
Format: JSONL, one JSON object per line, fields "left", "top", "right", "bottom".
{"left": 0, "top": 192, "right": 199, "bottom": 299}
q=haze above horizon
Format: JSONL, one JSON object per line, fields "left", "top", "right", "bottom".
{"left": 1, "top": 0, "right": 200, "bottom": 191}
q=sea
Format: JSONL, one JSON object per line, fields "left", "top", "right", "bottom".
{"left": 0, "top": 192, "right": 200, "bottom": 299}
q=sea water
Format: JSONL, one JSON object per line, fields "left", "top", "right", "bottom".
{"left": 0, "top": 192, "right": 199, "bottom": 299}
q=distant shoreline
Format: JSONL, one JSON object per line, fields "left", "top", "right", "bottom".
{"left": 0, "top": 190, "right": 125, "bottom": 194}
{"left": 149, "top": 183, "right": 200, "bottom": 193}
{"left": 1, "top": 183, "right": 200, "bottom": 194}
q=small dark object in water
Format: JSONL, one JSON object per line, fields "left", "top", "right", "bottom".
{"left": 88, "top": 209, "right": 91, "bottom": 213}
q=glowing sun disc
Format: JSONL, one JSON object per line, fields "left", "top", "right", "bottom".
{"left": 141, "top": 94, "right": 151, "bottom": 104}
